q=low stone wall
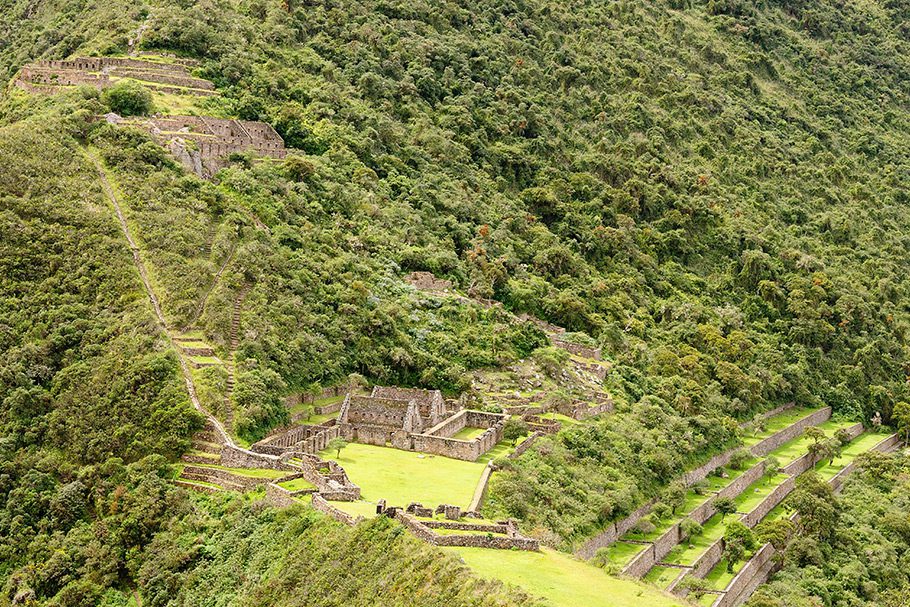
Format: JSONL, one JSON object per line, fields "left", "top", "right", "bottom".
{"left": 265, "top": 482, "right": 298, "bottom": 507}
{"left": 740, "top": 476, "right": 795, "bottom": 528}
{"left": 691, "top": 538, "right": 726, "bottom": 579}
{"left": 468, "top": 462, "right": 494, "bottom": 512}
{"left": 712, "top": 543, "right": 778, "bottom": 607}
{"left": 622, "top": 544, "right": 658, "bottom": 578}
{"left": 740, "top": 403, "right": 795, "bottom": 430}
{"left": 181, "top": 465, "right": 267, "bottom": 490}
{"left": 312, "top": 494, "right": 363, "bottom": 525}
{"left": 421, "top": 520, "right": 510, "bottom": 534}
{"left": 220, "top": 445, "right": 295, "bottom": 471}
{"left": 175, "top": 480, "right": 222, "bottom": 494}
{"left": 551, "top": 337, "right": 601, "bottom": 360}
{"left": 509, "top": 432, "right": 542, "bottom": 459}
{"left": 394, "top": 511, "right": 539, "bottom": 551}
{"left": 576, "top": 499, "right": 656, "bottom": 559}
{"left": 750, "top": 407, "right": 832, "bottom": 456}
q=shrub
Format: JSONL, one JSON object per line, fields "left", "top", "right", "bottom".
{"left": 101, "top": 81, "right": 153, "bottom": 116}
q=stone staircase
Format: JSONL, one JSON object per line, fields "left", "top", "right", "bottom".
{"left": 224, "top": 284, "right": 251, "bottom": 430}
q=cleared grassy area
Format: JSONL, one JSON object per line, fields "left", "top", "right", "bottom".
{"left": 538, "top": 412, "right": 581, "bottom": 424}
{"left": 604, "top": 541, "right": 647, "bottom": 567}
{"left": 448, "top": 547, "right": 690, "bottom": 607}
{"left": 320, "top": 443, "right": 486, "bottom": 508}
{"left": 765, "top": 420, "right": 856, "bottom": 465}
{"left": 434, "top": 527, "right": 508, "bottom": 537}
{"left": 663, "top": 513, "right": 727, "bottom": 566}
{"left": 288, "top": 395, "right": 344, "bottom": 416}
{"left": 644, "top": 565, "right": 681, "bottom": 589}
{"left": 812, "top": 431, "right": 892, "bottom": 480}
{"left": 733, "top": 473, "right": 789, "bottom": 513}
{"left": 452, "top": 426, "right": 488, "bottom": 440}
{"left": 331, "top": 499, "right": 381, "bottom": 519}
{"left": 277, "top": 477, "right": 317, "bottom": 492}
{"left": 189, "top": 355, "right": 222, "bottom": 365}
{"left": 741, "top": 407, "right": 817, "bottom": 446}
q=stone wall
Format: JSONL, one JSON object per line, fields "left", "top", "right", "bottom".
{"left": 265, "top": 482, "right": 298, "bottom": 507}
{"left": 181, "top": 465, "right": 268, "bottom": 490}
{"left": 312, "top": 494, "right": 363, "bottom": 526}
{"left": 750, "top": 407, "right": 832, "bottom": 456}
{"left": 622, "top": 544, "right": 658, "bottom": 578}
{"left": 691, "top": 539, "right": 726, "bottom": 579}
{"left": 740, "top": 476, "right": 795, "bottom": 528}
{"left": 220, "top": 445, "right": 295, "bottom": 471}
{"left": 741, "top": 403, "right": 795, "bottom": 430}
{"left": 509, "top": 432, "right": 542, "bottom": 458}
{"left": 576, "top": 499, "right": 656, "bottom": 559}
{"left": 468, "top": 462, "right": 495, "bottom": 512}
{"left": 550, "top": 337, "right": 601, "bottom": 360}
{"left": 393, "top": 511, "right": 539, "bottom": 551}
{"left": 404, "top": 271, "right": 453, "bottom": 292}
{"left": 712, "top": 543, "right": 778, "bottom": 607}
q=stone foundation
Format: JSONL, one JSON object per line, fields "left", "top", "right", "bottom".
{"left": 394, "top": 511, "right": 539, "bottom": 551}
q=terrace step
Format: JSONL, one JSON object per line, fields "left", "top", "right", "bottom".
{"left": 175, "top": 479, "right": 225, "bottom": 494}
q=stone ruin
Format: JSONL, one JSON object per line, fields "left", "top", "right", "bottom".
{"left": 404, "top": 271, "right": 454, "bottom": 293}
{"left": 114, "top": 114, "right": 288, "bottom": 179}
{"left": 337, "top": 386, "right": 507, "bottom": 461}
{"left": 15, "top": 57, "right": 215, "bottom": 96}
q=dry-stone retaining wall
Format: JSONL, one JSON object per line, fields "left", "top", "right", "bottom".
{"left": 550, "top": 337, "right": 601, "bottom": 360}
{"left": 265, "top": 482, "right": 298, "bottom": 507}
{"left": 394, "top": 511, "right": 539, "bottom": 550}
{"left": 312, "top": 494, "right": 363, "bottom": 525}
{"left": 741, "top": 403, "right": 795, "bottom": 430}
{"left": 712, "top": 542, "right": 778, "bottom": 607}
{"left": 404, "top": 271, "right": 453, "bottom": 292}
{"left": 509, "top": 432, "right": 542, "bottom": 458}
{"left": 750, "top": 407, "right": 832, "bottom": 456}
{"left": 181, "top": 465, "right": 267, "bottom": 490}
{"left": 220, "top": 445, "right": 295, "bottom": 471}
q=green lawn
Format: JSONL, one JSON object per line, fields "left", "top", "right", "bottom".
{"left": 277, "top": 477, "right": 317, "bottom": 492}
{"left": 741, "top": 407, "right": 817, "bottom": 446}
{"left": 452, "top": 426, "right": 488, "bottom": 440}
{"left": 604, "top": 541, "right": 647, "bottom": 567}
{"left": 330, "top": 499, "right": 381, "bottom": 519}
{"left": 765, "top": 420, "right": 856, "bottom": 465}
{"left": 320, "top": 443, "right": 486, "bottom": 508}
{"left": 448, "top": 547, "right": 690, "bottom": 607}
{"left": 644, "top": 565, "right": 682, "bottom": 589}
{"left": 733, "top": 473, "right": 789, "bottom": 513}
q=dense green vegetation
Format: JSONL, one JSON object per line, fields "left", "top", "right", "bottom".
{"left": 748, "top": 451, "right": 910, "bottom": 607}
{"left": 2, "top": 0, "right": 910, "bottom": 604}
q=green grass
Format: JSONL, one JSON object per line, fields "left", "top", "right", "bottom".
{"left": 320, "top": 443, "right": 486, "bottom": 508}
{"left": 189, "top": 354, "right": 222, "bottom": 365}
{"left": 434, "top": 527, "right": 508, "bottom": 537}
{"left": 644, "top": 565, "right": 682, "bottom": 589}
{"left": 765, "top": 420, "right": 856, "bottom": 465}
{"left": 603, "top": 541, "right": 646, "bottom": 567}
{"left": 538, "top": 412, "right": 581, "bottom": 424}
{"left": 277, "top": 477, "right": 317, "bottom": 492}
{"left": 733, "top": 473, "right": 789, "bottom": 513}
{"left": 452, "top": 426, "right": 488, "bottom": 440}
{"left": 447, "top": 547, "right": 689, "bottom": 607}
{"left": 330, "top": 499, "right": 381, "bottom": 519}
{"left": 663, "top": 513, "right": 727, "bottom": 566}
{"left": 741, "top": 407, "right": 818, "bottom": 446}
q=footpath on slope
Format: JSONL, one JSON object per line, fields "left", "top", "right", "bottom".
{"left": 88, "top": 148, "right": 233, "bottom": 448}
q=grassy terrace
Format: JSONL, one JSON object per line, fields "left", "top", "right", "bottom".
{"left": 624, "top": 416, "right": 858, "bottom": 575}
{"left": 696, "top": 430, "right": 892, "bottom": 594}
{"left": 288, "top": 395, "right": 344, "bottom": 419}
{"left": 763, "top": 419, "right": 856, "bottom": 465}
{"left": 319, "top": 443, "right": 488, "bottom": 509}
{"left": 740, "top": 407, "right": 817, "bottom": 447}
{"left": 277, "top": 477, "right": 317, "bottom": 492}
{"left": 452, "top": 427, "right": 488, "bottom": 440}
{"left": 449, "top": 547, "right": 690, "bottom": 607}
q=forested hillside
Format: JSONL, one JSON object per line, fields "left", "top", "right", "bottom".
{"left": 2, "top": 0, "right": 910, "bottom": 605}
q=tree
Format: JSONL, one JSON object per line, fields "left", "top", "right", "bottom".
{"left": 804, "top": 426, "right": 827, "bottom": 445}
{"left": 101, "top": 81, "right": 153, "bottom": 116}
{"left": 680, "top": 518, "right": 703, "bottom": 543}
{"left": 714, "top": 496, "right": 737, "bottom": 521}
{"left": 763, "top": 456, "right": 780, "bottom": 484}
{"left": 327, "top": 437, "right": 348, "bottom": 459}
{"left": 754, "top": 518, "right": 795, "bottom": 550}
{"left": 664, "top": 481, "right": 687, "bottom": 515}
{"left": 722, "top": 521, "right": 755, "bottom": 572}
{"left": 787, "top": 473, "right": 839, "bottom": 540}
{"left": 729, "top": 448, "right": 751, "bottom": 470}
{"left": 503, "top": 418, "right": 530, "bottom": 446}
{"left": 892, "top": 401, "right": 910, "bottom": 442}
